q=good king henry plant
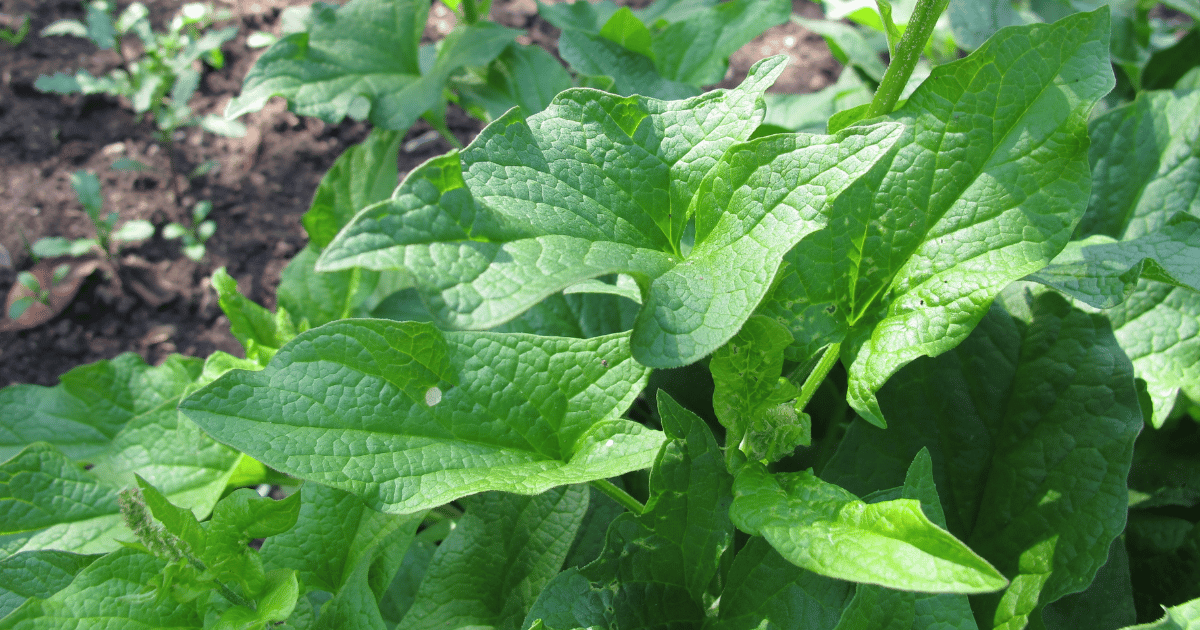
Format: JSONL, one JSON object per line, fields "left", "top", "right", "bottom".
{"left": 170, "top": 5, "right": 1142, "bottom": 627}
{"left": 2, "top": 3, "right": 1170, "bottom": 629}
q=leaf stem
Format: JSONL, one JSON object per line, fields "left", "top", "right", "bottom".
{"left": 867, "top": 0, "right": 950, "bottom": 118}
{"left": 794, "top": 342, "right": 841, "bottom": 415}
{"left": 461, "top": 0, "right": 479, "bottom": 25}
{"left": 590, "top": 479, "right": 645, "bottom": 515}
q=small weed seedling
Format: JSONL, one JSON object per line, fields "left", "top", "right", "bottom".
{"left": 37, "top": 1, "right": 246, "bottom": 145}
{"left": 163, "top": 200, "right": 216, "bottom": 261}
{"left": 31, "top": 170, "right": 154, "bottom": 260}
{"left": 6, "top": 266, "right": 69, "bottom": 320}
{"left": 0, "top": 13, "right": 30, "bottom": 46}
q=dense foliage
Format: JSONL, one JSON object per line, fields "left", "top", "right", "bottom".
{"left": 3, "top": 0, "right": 1200, "bottom": 628}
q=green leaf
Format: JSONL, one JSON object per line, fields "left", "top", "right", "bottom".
{"left": 757, "top": 10, "right": 1114, "bottom": 426}
{"left": 649, "top": 0, "right": 790, "bottom": 87}
{"left": 261, "top": 482, "right": 423, "bottom": 630}
{"left": 599, "top": 7, "right": 654, "bottom": 59}
{"left": 0, "top": 444, "right": 123, "bottom": 556}
{"left": 180, "top": 320, "right": 661, "bottom": 515}
{"left": 708, "top": 536, "right": 852, "bottom": 630}
{"left": 0, "top": 353, "right": 201, "bottom": 461}
{"left": 1041, "top": 537, "right": 1136, "bottom": 630}
{"left": 1124, "top": 597, "right": 1200, "bottom": 629}
{"left": 947, "top": 0, "right": 1025, "bottom": 51}
{"left": 555, "top": 0, "right": 788, "bottom": 94}
{"left": 0, "top": 551, "right": 98, "bottom": 618}
{"left": 84, "top": 0, "right": 116, "bottom": 50}
{"left": 225, "top": 0, "right": 518, "bottom": 130}
{"left": 557, "top": 29, "right": 699, "bottom": 99}
{"left": 759, "top": 67, "right": 872, "bottom": 135}
{"left": 1107, "top": 281, "right": 1200, "bottom": 427}
{"left": 523, "top": 390, "right": 734, "bottom": 629}
{"left": 1142, "top": 29, "right": 1200, "bottom": 90}
{"left": 400, "top": 487, "right": 587, "bottom": 630}
{"left": 536, "top": 0, "right": 619, "bottom": 34}
{"left": 0, "top": 548, "right": 201, "bottom": 629}
{"left": 1060, "top": 88, "right": 1200, "bottom": 426}
{"left": 455, "top": 43, "right": 574, "bottom": 121}
{"left": 710, "top": 315, "right": 807, "bottom": 465}
{"left": 135, "top": 475, "right": 206, "bottom": 555}
{"left": 0, "top": 353, "right": 240, "bottom": 557}
{"left": 1029, "top": 213, "right": 1200, "bottom": 308}
{"left": 211, "top": 268, "right": 297, "bottom": 364}
{"left": 277, "top": 246, "right": 408, "bottom": 330}
{"left": 491, "top": 290, "right": 640, "bottom": 339}
{"left": 34, "top": 70, "right": 122, "bottom": 96}
{"left": 730, "top": 460, "right": 1006, "bottom": 594}
{"left": 303, "top": 128, "right": 404, "bottom": 250}
{"left": 316, "top": 57, "right": 902, "bottom": 369}
{"left": 69, "top": 170, "right": 103, "bottom": 220}
{"left": 113, "top": 219, "right": 155, "bottom": 242}
{"left": 829, "top": 450, "right": 979, "bottom": 630}
{"left": 790, "top": 15, "right": 887, "bottom": 82}
{"left": 821, "top": 286, "right": 1142, "bottom": 624}
{"left": 1077, "top": 89, "right": 1200, "bottom": 242}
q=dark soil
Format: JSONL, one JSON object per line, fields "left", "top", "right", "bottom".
{"left": 0, "top": 0, "right": 837, "bottom": 388}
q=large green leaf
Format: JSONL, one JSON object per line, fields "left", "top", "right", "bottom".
{"left": 316, "top": 56, "right": 902, "bottom": 368}
{"left": 1028, "top": 213, "right": 1200, "bottom": 309}
{"left": 829, "top": 450, "right": 979, "bottom": 630}
{"left": 1047, "top": 88, "right": 1200, "bottom": 426}
{"left": 821, "top": 286, "right": 1142, "bottom": 626}
{"left": 0, "top": 354, "right": 241, "bottom": 557}
{"left": 225, "top": 0, "right": 518, "bottom": 129}
{"left": 0, "top": 353, "right": 201, "bottom": 461}
{"left": 729, "top": 461, "right": 1006, "bottom": 594}
{"left": 261, "top": 482, "right": 424, "bottom": 630}
{"left": 1076, "top": 89, "right": 1200, "bottom": 242}
{"left": 0, "top": 550, "right": 97, "bottom": 618}
{"left": 757, "top": 10, "right": 1114, "bottom": 426}
{"left": 0, "top": 548, "right": 200, "bottom": 629}
{"left": 400, "top": 487, "right": 586, "bottom": 630}
{"left": 180, "top": 320, "right": 660, "bottom": 514}
{"left": 1107, "top": 281, "right": 1200, "bottom": 427}
{"left": 523, "top": 391, "right": 734, "bottom": 629}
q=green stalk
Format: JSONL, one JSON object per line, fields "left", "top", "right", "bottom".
{"left": 461, "top": 0, "right": 479, "bottom": 25}
{"left": 590, "top": 479, "right": 645, "bottom": 515}
{"left": 794, "top": 342, "right": 841, "bottom": 415}
{"left": 867, "top": 0, "right": 950, "bottom": 117}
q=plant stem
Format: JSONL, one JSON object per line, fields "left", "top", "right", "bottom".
{"left": 794, "top": 342, "right": 841, "bottom": 415}
{"left": 590, "top": 479, "right": 645, "bottom": 515}
{"left": 867, "top": 0, "right": 950, "bottom": 118}
{"left": 461, "top": 0, "right": 479, "bottom": 24}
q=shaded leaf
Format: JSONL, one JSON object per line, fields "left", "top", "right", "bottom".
{"left": 822, "top": 286, "right": 1142, "bottom": 625}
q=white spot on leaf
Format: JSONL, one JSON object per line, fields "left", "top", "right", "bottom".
{"left": 425, "top": 386, "right": 442, "bottom": 406}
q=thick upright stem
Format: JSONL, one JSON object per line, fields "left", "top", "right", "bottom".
{"left": 867, "top": 0, "right": 950, "bottom": 118}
